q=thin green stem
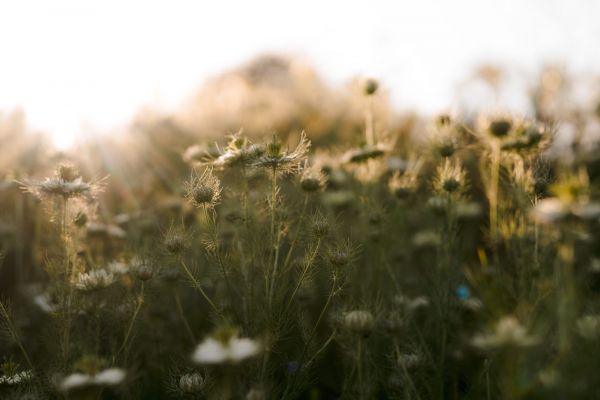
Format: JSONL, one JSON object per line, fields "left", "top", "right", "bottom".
{"left": 115, "top": 282, "right": 145, "bottom": 362}
{"left": 0, "top": 302, "right": 35, "bottom": 373}
{"left": 180, "top": 259, "right": 223, "bottom": 320}
{"left": 357, "top": 337, "right": 364, "bottom": 399}
{"left": 173, "top": 289, "right": 196, "bottom": 344}
{"left": 283, "top": 194, "right": 309, "bottom": 270}
{"left": 284, "top": 238, "right": 321, "bottom": 313}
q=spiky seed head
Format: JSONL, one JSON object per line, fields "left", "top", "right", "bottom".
{"left": 184, "top": 169, "right": 221, "bottom": 209}
{"left": 364, "top": 78, "right": 378, "bottom": 95}
{"left": 165, "top": 236, "right": 186, "bottom": 254}
{"left": 164, "top": 227, "right": 189, "bottom": 255}
{"left": 134, "top": 263, "right": 154, "bottom": 281}
{"left": 311, "top": 218, "right": 330, "bottom": 238}
{"left": 328, "top": 249, "right": 350, "bottom": 267}
{"left": 192, "top": 186, "right": 215, "bottom": 204}
{"left": 488, "top": 119, "right": 512, "bottom": 137}
{"left": 442, "top": 177, "right": 460, "bottom": 193}
{"left": 343, "top": 310, "right": 375, "bottom": 337}
{"left": 231, "top": 136, "right": 247, "bottom": 151}
{"left": 55, "top": 164, "right": 80, "bottom": 182}
{"left": 266, "top": 136, "right": 283, "bottom": 158}
{"left": 178, "top": 373, "right": 205, "bottom": 394}
{"left": 434, "top": 159, "right": 467, "bottom": 196}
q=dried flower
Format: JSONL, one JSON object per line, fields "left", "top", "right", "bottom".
{"left": 343, "top": 310, "right": 375, "bottom": 337}
{"left": 73, "top": 269, "right": 116, "bottom": 292}
{"left": 300, "top": 163, "right": 325, "bottom": 192}
{"left": 178, "top": 372, "right": 206, "bottom": 394}
{"left": 433, "top": 158, "right": 467, "bottom": 196}
{"left": 211, "top": 133, "right": 266, "bottom": 168}
{"left": 20, "top": 163, "right": 105, "bottom": 202}
{"left": 184, "top": 168, "right": 222, "bottom": 209}
{"left": 164, "top": 225, "right": 191, "bottom": 255}
{"left": 253, "top": 132, "right": 311, "bottom": 175}
{"left": 134, "top": 263, "right": 154, "bottom": 282}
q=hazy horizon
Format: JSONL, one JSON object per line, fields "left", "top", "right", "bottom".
{"left": 1, "top": 0, "right": 600, "bottom": 148}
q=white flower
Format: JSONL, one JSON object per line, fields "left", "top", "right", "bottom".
{"left": 94, "top": 368, "right": 127, "bottom": 385}
{"left": 60, "top": 368, "right": 126, "bottom": 392}
{"left": 60, "top": 373, "right": 90, "bottom": 391}
{"left": 192, "top": 333, "right": 260, "bottom": 365}
{"left": 531, "top": 198, "right": 569, "bottom": 224}
{"left": 74, "top": 269, "right": 116, "bottom": 292}
{"left": 472, "top": 316, "right": 538, "bottom": 351}
{"left": 0, "top": 370, "right": 33, "bottom": 386}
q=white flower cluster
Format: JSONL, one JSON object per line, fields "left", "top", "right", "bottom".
{"left": 74, "top": 269, "right": 116, "bottom": 292}
{"left": 0, "top": 370, "right": 33, "bottom": 386}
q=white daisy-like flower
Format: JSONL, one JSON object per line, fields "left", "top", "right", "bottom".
{"left": 192, "top": 330, "right": 260, "bottom": 365}
{"left": 74, "top": 269, "right": 116, "bottom": 292}
{"left": 60, "top": 368, "right": 126, "bottom": 392}
{"left": 0, "top": 370, "right": 33, "bottom": 386}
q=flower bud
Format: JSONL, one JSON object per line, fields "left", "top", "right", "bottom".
{"left": 343, "top": 310, "right": 375, "bottom": 337}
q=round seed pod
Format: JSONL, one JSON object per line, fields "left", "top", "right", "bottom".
{"left": 343, "top": 310, "right": 375, "bottom": 337}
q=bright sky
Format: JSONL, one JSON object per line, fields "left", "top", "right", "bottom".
{"left": 1, "top": 0, "right": 599, "bottom": 148}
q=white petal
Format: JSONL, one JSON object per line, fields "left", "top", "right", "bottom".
{"left": 192, "top": 338, "right": 228, "bottom": 364}
{"left": 61, "top": 373, "right": 92, "bottom": 392}
{"left": 94, "top": 368, "right": 126, "bottom": 386}
{"left": 228, "top": 337, "right": 260, "bottom": 362}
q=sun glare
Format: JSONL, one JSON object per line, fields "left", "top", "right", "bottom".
{"left": 1, "top": 0, "right": 600, "bottom": 150}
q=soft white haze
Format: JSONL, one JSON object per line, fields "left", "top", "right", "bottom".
{"left": 1, "top": 0, "right": 600, "bottom": 148}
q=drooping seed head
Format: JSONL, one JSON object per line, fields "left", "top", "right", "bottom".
{"left": 343, "top": 310, "right": 375, "bottom": 337}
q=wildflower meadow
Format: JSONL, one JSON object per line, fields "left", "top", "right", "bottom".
{"left": 2, "top": 57, "right": 600, "bottom": 399}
